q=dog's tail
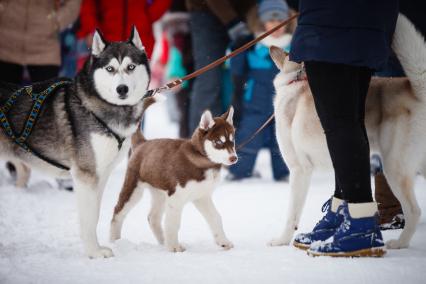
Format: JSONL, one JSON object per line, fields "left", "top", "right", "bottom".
{"left": 131, "top": 94, "right": 162, "bottom": 149}
{"left": 393, "top": 13, "right": 426, "bottom": 96}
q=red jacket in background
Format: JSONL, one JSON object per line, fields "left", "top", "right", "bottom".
{"left": 77, "top": 0, "right": 171, "bottom": 58}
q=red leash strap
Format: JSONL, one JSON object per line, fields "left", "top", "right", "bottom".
{"left": 144, "top": 13, "right": 299, "bottom": 98}
{"left": 144, "top": 14, "right": 299, "bottom": 151}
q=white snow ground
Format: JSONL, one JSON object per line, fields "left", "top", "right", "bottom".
{"left": 1, "top": 100, "right": 426, "bottom": 284}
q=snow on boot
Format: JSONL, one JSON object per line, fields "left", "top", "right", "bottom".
{"left": 293, "top": 197, "right": 344, "bottom": 250}
{"left": 374, "top": 172, "right": 404, "bottom": 230}
{"left": 307, "top": 202, "right": 386, "bottom": 257}
{"left": 380, "top": 214, "right": 405, "bottom": 231}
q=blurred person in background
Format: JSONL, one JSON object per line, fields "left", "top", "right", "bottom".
{"left": 0, "top": 0, "right": 81, "bottom": 84}
{"left": 0, "top": 0, "right": 81, "bottom": 190}
{"left": 227, "top": 0, "right": 291, "bottom": 182}
{"left": 77, "top": 0, "right": 172, "bottom": 60}
{"left": 163, "top": 0, "right": 193, "bottom": 138}
{"left": 185, "top": 0, "right": 257, "bottom": 133}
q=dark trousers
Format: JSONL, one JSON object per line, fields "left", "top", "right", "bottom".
{"left": 230, "top": 115, "right": 289, "bottom": 181}
{"left": 0, "top": 60, "right": 59, "bottom": 85}
{"left": 188, "top": 11, "right": 229, "bottom": 132}
{"left": 305, "top": 61, "right": 373, "bottom": 203}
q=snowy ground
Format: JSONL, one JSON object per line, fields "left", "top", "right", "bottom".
{"left": 1, "top": 100, "right": 426, "bottom": 284}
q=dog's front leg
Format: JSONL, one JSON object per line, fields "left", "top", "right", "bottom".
{"left": 193, "top": 196, "right": 233, "bottom": 250}
{"left": 269, "top": 166, "right": 313, "bottom": 246}
{"left": 72, "top": 170, "right": 113, "bottom": 258}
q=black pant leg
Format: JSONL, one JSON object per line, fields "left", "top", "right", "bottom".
{"left": 334, "top": 67, "right": 372, "bottom": 200}
{"left": 358, "top": 67, "right": 373, "bottom": 141}
{"left": 0, "top": 61, "right": 24, "bottom": 85}
{"left": 27, "top": 65, "right": 59, "bottom": 83}
{"left": 305, "top": 61, "right": 373, "bottom": 203}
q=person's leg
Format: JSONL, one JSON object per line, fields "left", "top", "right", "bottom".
{"left": 188, "top": 11, "right": 228, "bottom": 133}
{"left": 27, "top": 65, "right": 59, "bottom": 82}
{"left": 333, "top": 65, "right": 371, "bottom": 201}
{"left": 0, "top": 60, "right": 24, "bottom": 84}
{"left": 228, "top": 113, "right": 264, "bottom": 180}
{"left": 305, "top": 61, "right": 373, "bottom": 203}
{"left": 304, "top": 62, "right": 384, "bottom": 256}
{"left": 176, "top": 87, "right": 191, "bottom": 138}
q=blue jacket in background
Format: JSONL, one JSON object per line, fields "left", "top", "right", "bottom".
{"left": 229, "top": 43, "right": 290, "bottom": 180}
{"left": 231, "top": 43, "right": 282, "bottom": 115}
{"left": 290, "top": 0, "right": 399, "bottom": 70}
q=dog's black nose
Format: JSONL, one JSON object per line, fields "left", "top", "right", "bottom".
{"left": 116, "top": 85, "right": 129, "bottom": 98}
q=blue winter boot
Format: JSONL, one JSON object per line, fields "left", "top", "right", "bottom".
{"left": 293, "top": 197, "right": 345, "bottom": 250}
{"left": 307, "top": 202, "right": 386, "bottom": 257}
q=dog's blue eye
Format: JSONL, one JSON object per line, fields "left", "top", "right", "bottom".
{"left": 127, "top": 64, "right": 136, "bottom": 71}
{"left": 106, "top": 66, "right": 114, "bottom": 73}
{"left": 216, "top": 140, "right": 223, "bottom": 145}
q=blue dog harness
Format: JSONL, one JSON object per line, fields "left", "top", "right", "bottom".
{"left": 0, "top": 80, "right": 72, "bottom": 170}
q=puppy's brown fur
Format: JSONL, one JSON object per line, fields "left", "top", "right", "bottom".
{"left": 111, "top": 104, "right": 237, "bottom": 252}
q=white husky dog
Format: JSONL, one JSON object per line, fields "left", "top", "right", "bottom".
{"left": 269, "top": 14, "right": 426, "bottom": 249}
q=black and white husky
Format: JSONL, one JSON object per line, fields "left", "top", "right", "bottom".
{"left": 0, "top": 27, "right": 151, "bottom": 258}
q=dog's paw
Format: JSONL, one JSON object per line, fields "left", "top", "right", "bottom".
{"left": 217, "top": 240, "right": 234, "bottom": 250}
{"left": 167, "top": 244, "right": 186, "bottom": 253}
{"left": 268, "top": 238, "right": 290, "bottom": 247}
{"left": 386, "top": 239, "right": 409, "bottom": 249}
{"left": 87, "top": 246, "right": 114, "bottom": 258}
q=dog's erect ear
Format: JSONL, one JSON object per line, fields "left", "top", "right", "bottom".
{"left": 222, "top": 106, "right": 234, "bottom": 125}
{"left": 199, "top": 110, "right": 215, "bottom": 130}
{"left": 128, "top": 26, "right": 145, "bottom": 51}
{"left": 92, "top": 29, "right": 107, "bottom": 56}
{"left": 269, "top": 45, "right": 288, "bottom": 70}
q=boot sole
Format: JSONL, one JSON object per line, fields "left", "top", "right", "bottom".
{"left": 293, "top": 241, "right": 310, "bottom": 250}
{"left": 307, "top": 247, "right": 386, "bottom": 258}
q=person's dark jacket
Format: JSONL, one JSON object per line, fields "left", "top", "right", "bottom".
{"left": 290, "top": 0, "right": 399, "bottom": 70}
{"left": 185, "top": 0, "right": 256, "bottom": 25}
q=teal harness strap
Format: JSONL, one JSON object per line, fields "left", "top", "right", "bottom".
{"left": 0, "top": 80, "right": 73, "bottom": 170}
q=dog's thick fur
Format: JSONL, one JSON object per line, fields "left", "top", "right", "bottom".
{"left": 110, "top": 101, "right": 237, "bottom": 252}
{"left": 269, "top": 14, "right": 426, "bottom": 249}
{"left": 0, "top": 27, "right": 150, "bottom": 258}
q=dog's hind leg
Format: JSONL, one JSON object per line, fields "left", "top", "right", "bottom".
{"left": 382, "top": 161, "right": 421, "bottom": 249}
{"left": 269, "top": 164, "right": 313, "bottom": 246}
{"left": 13, "top": 161, "right": 31, "bottom": 188}
{"left": 193, "top": 196, "right": 233, "bottom": 250}
{"left": 164, "top": 197, "right": 185, "bottom": 252}
{"left": 110, "top": 173, "right": 144, "bottom": 242}
{"left": 72, "top": 169, "right": 113, "bottom": 258}
{"left": 148, "top": 188, "right": 166, "bottom": 245}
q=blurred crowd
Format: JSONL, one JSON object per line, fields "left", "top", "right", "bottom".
{"left": 0, "top": 0, "right": 297, "bottom": 182}
{"left": 1, "top": 0, "right": 424, "bottom": 184}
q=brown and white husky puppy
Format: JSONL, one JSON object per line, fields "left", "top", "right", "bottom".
{"left": 269, "top": 14, "right": 426, "bottom": 250}
{"left": 110, "top": 98, "right": 237, "bottom": 252}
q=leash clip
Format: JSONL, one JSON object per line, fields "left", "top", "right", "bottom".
{"left": 143, "top": 79, "right": 183, "bottom": 100}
